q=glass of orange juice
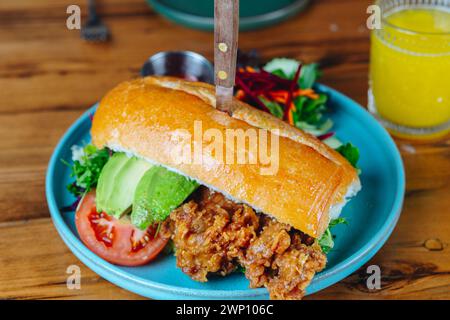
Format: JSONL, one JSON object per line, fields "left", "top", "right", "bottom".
{"left": 369, "top": 0, "right": 450, "bottom": 139}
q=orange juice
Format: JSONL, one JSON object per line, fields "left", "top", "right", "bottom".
{"left": 369, "top": 3, "right": 450, "bottom": 138}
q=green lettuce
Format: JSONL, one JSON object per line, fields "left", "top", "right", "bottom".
{"left": 263, "top": 58, "right": 321, "bottom": 89}
{"left": 336, "top": 143, "right": 360, "bottom": 168}
{"left": 318, "top": 218, "right": 348, "bottom": 254}
{"left": 62, "top": 144, "right": 110, "bottom": 197}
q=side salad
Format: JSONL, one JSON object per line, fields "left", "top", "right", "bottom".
{"left": 234, "top": 57, "right": 360, "bottom": 253}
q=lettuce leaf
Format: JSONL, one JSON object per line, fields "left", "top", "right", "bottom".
{"left": 299, "top": 63, "right": 320, "bottom": 89}
{"left": 63, "top": 144, "right": 110, "bottom": 197}
{"left": 263, "top": 58, "right": 321, "bottom": 89}
{"left": 263, "top": 58, "right": 300, "bottom": 79}
{"left": 318, "top": 218, "right": 348, "bottom": 254}
{"left": 293, "top": 93, "right": 328, "bottom": 125}
{"left": 259, "top": 96, "right": 284, "bottom": 119}
{"left": 336, "top": 143, "right": 360, "bottom": 168}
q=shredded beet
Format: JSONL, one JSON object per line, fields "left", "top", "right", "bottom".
{"left": 237, "top": 69, "right": 293, "bottom": 95}
{"left": 235, "top": 66, "right": 303, "bottom": 122}
{"left": 235, "top": 76, "right": 271, "bottom": 113}
{"left": 318, "top": 132, "right": 335, "bottom": 140}
{"left": 284, "top": 64, "right": 302, "bottom": 120}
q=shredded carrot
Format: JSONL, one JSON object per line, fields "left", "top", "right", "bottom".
{"left": 287, "top": 102, "right": 296, "bottom": 125}
{"left": 269, "top": 90, "right": 289, "bottom": 103}
{"left": 271, "top": 90, "right": 289, "bottom": 97}
{"left": 245, "top": 66, "right": 256, "bottom": 73}
{"left": 291, "top": 102, "right": 297, "bottom": 112}
{"left": 272, "top": 88, "right": 319, "bottom": 101}
{"left": 287, "top": 110, "right": 294, "bottom": 125}
{"left": 293, "top": 88, "right": 320, "bottom": 100}
{"left": 305, "top": 92, "right": 320, "bottom": 99}
{"left": 273, "top": 96, "right": 287, "bottom": 104}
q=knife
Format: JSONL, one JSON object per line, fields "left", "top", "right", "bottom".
{"left": 214, "top": 0, "right": 239, "bottom": 115}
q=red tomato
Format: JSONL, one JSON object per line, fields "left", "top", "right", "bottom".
{"left": 75, "top": 191, "right": 169, "bottom": 266}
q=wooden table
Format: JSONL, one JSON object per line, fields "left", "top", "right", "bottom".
{"left": 1, "top": 0, "right": 448, "bottom": 300}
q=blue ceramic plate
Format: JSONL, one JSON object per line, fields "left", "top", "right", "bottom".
{"left": 46, "top": 84, "right": 405, "bottom": 299}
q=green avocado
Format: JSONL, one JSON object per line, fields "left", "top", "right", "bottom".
{"left": 96, "top": 152, "right": 128, "bottom": 214}
{"left": 131, "top": 166, "right": 199, "bottom": 230}
{"left": 96, "top": 153, "right": 153, "bottom": 218}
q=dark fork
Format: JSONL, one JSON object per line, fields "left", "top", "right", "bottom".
{"left": 81, "top": 0, "right": 109, "bottom": 42}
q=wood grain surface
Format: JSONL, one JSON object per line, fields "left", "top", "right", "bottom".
{"left": 0, "top": 0, "right": 448, "bottom": 300}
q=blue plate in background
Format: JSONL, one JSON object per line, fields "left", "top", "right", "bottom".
{"left": 46, "top": 84, "right": 405, "bottom": 299}
{"left": 147, "top": 0, "right": 310, "bottom": 31}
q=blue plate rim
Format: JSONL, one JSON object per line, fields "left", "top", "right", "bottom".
{"left": 45, "top": 83, "right": 405, "bottom": 299}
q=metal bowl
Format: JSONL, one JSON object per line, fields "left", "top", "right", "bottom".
{"left": 141, "top": 51, "right": 214, "bottom": 84}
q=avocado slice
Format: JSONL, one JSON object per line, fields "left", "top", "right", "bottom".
{"left": 96, "top": 152, "right": 129, "bottom": 214}
{"left": 96, "top": 153, "right": 153, "bottom": 218}
{"left": 131, "top": 166, "right": 199, "bottom": 230}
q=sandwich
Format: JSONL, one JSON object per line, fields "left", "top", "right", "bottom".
{"left": 68, "top": 76, "right": 361, "bottom": 299}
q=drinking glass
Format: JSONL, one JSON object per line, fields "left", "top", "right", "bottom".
{"left": 369, "top": 0, "right": 450, "bottom": 139}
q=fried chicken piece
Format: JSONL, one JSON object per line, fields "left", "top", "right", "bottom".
{"left": 168, "top": 187, "right": 260, "bottom": 281}
{"left": 241, "top": 217, "right": 326, "bottom": 299}
{"left": 168, "top": 187, "right": 327, "bottom": 299}
{"left": 242, "top": 218, "right": 292, "bottom": 288}
{"left": 267, "top": 243, "right": 326, "bottom": 299}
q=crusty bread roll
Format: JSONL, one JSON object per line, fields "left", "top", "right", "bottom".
{"left": 91, "top": 76, "right": 360, "bottom": 238}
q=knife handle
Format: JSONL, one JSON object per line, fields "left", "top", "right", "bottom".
{"left": 214, "top": 0, "right": 239, "bottom": 89}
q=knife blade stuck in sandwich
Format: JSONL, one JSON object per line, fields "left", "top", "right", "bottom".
{"left": 214, "top": 0, "right": 239, "bottom": 115}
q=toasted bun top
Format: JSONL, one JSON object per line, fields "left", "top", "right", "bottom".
{"left": 91, "top": 76, "right": 360, "bottom": 238}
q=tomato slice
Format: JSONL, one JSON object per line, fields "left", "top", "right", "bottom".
{"left": 75, "top": 191, "right": 169, "bottom": 266}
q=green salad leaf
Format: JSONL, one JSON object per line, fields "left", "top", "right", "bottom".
{"left": 336, "top": 143, "right": 360, "bottom": 168}
{"left": 298, "top": 63, "right": 321, "bottom": 89}
{"left": 318, "top": 217, "right": 348, "bottom": 254}
{"left": 263, "top": 58, "right": 321, "bottom": 89}
{"left": 293, "top": 93, "right": 328, "bottom": 126}
{"left": 62, "top": 144, "right": 110, "bottom": 197}
{"left": 259, "top": 96, "right": 284, "bottom": 119}
{"left": 263, "top": 58, "right": 300, "bottom": 79}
